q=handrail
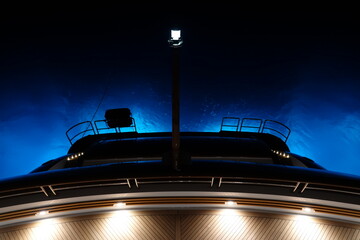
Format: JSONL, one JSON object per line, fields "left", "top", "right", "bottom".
{"left": 220, "top": 117, "right": 240, "bottom": 132}
{"left": 66, "top": 118, "right": 137, "bottom": 145}
{"left": 66, "top": 117, "right": 289, "bottom": 145}
{"left": 240, "top": 118, "right": 263, "bottom": 133}
{"left": 0, "top": 175, "right": 359, "bottom": 202}
{"left": 94, "top": 120, "right": 119, "bottom": 134}
{"left": 220, "top": 117, "right": 291, "bottom": 142}
{"left": 66, "top": 121, "right": 95, "bottom": 145}
{"left": 94, "top": 118, "right": 137, "bottom": 134}
{"left": 262, "top": 120, "right": 291, "bottom": 142}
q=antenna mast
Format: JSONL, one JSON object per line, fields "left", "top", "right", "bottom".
{"left": 168, "top": 29, "right": 183, "bottom": 170}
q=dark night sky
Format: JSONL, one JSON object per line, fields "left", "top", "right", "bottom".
{"left": 1, "top": 6, "right": 360, "bottom": 179}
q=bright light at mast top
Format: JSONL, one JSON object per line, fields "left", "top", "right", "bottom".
{"left": 169, "top": 29, "right": 183, "bottom": 48}
{"left": 171, "top": 30, "right": 181, "bottom": 40}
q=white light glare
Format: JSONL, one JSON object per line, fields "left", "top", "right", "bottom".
{"left": 33, "top": 218, "right": 57, "bottom": 239}
{"left": 302, "top": 207, "right": 315, "bottom": 213}
{"left": 113, "top": 202, "right": 126, "bottom": 208}
{"left": 35, "top": 210, "right": 49, "bottom": 216}
{"left": 171, "top": 30, "right": 181, "bottom": 40}
{"left": 225, "top": 201, "right": 237, "bottom": 206}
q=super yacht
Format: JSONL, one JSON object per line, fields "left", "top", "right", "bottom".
{"left": 0, "top": 108, "right": 359, "bottom": 239}
{"left": 0, "top": 30, "right": 359, "bottom": 239}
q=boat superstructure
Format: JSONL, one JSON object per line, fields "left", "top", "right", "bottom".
{"left": 0, "top": 30, "right": 359, "bottom": 239}
{"left": 0, "top": 110, "right": 359, "bottom": 239}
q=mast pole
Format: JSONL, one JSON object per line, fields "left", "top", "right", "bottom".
{"left": 168, "top": 29, "right": 183, "bottom": 170}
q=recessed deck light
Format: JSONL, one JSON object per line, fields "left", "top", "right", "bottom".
{"left": 35, "top": 210, "right": 49, "bottom": 216}
{"left": 272, "top": 149, "right": 290, "bottom": 158}
{"left": 113, "top": 202, "right": 126, "bottom": 208}
{"left": 225, "top": 201, "right": 237, "bottom": 206}
{"left": 302, "top": 207, "right": 315, "bottom": 213}
{"left": 67, "top": 152, "right": 84, "bottom": 161}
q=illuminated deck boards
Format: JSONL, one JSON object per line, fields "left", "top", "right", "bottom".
{"left": 1, "top": 209, "right": 359, "bottom": 239}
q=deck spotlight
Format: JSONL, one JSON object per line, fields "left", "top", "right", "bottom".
{"left": 171, "top": 30, "right": 181, "bottom": 40}
{"left": 35, "top": 210, "right": 49, "bottom": 216}
{"left": 225, "top": 201, "right": 237, "bottom": 206}
{"left": 113, "top": 202, "right": 126, "bottom": 208}
{"left": 302, "top": 207, "right": 315, "bottom": 213}
{"left": 169, "top": 29, "right": 183, "bottom": 48}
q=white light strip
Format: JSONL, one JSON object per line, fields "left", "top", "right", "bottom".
{"left": 67, "top": 152, "right": 84, "bottom": 161}
{"left": 271, "top": 149, "right": 290, "bottom": 158}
